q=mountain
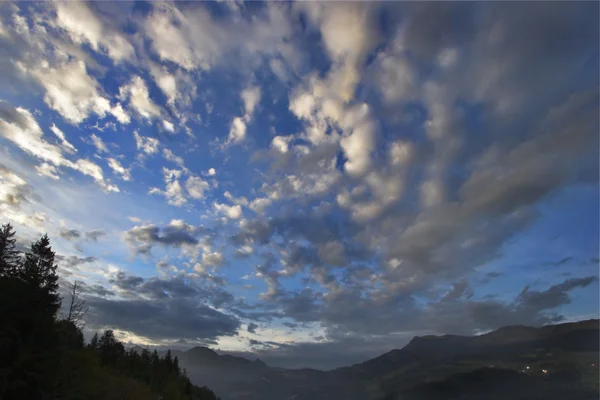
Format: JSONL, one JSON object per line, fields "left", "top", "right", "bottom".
{"left": 397, "top": 367, "right": 597, "bottom": 400}
{"left": 164, "top": 320, "right": 599, "bottom": 400}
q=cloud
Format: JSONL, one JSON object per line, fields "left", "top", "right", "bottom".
{"left": 86, "top": 287, "right": 239, "bottom": 341}
{"left": 0, "top": 100, "right": 66, "bottom": 165}
{"left": 241, "top": 85, "right": 261, "bottom": 117}
{"left": 143, "top": 2, "right": 295, "bottom": 72}
{"left": 0, "top": 1, "right": 597, "bottom": 370}
{"left": 59, "top": 227, "right": 107, "bottom": 243}
{"left": 249, "top": 198, "right": 272, "bottom": 214}
{"left": 85, "top": 229, "right": 106, "bottom": 242}
{"left": 124, "top": 219, "right": 208, "bottom": 255}
{"left": 226, "top": 117, "right": 247, "bottom": 145}
{"left": 53, "top": 1, "right": 134, "bottom": 63}
{"left": 162, "top": 120, "right": 175, "bottom": 133}
{"left": 133, "top": 131, "right": 160, "bottom": 156}
{"left": 186, "top": 176, "right": 210, "bottom": 200}
{"left": 49, "top": 124, "right": 77, "bottom": 154}
{"left": 202, "top": 251, "right": 225, "bottom": 268}
{"left": 224, "top": 191, "right": 248, "bottom": 206}
{"left": 107, "top": 158, "right": 131, "bottom": 181}
{"left": 90, "top": 133, "right": 109, "bottom": 154}
{"left": 55, "top": 254, "right": 97, "bottom": 276}
{"left": 0, "top": 164, "right": 34, "bottom": 208}
{"left": 119, "top": 76, "right": 162, "bottom": 120}
{"left": 162, "top": 148, "right": 185, "bottom": 167}
{"left": 28, "top": 60, "right": 127, "bottom": 125}
{"left": 213, "top": 202, "right": 243, "bottom": 219}
{"left": 0, "top": 100, "right": 118, "bottom": 192}
{"left": 81, "top": 272, "right": 240, "bottom": 341}
{"left": 149, "top": 168, "right": 188, "bottom": 206}
{"left": 224, "top": 84, "right": 263, "bottom": 146}
{"left": 59, "top": 227, "right": 81, "bottom": 241}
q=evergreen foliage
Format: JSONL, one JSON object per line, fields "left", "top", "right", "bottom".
{"left": 0, "top": 223, "right": 219, "bottom": 400}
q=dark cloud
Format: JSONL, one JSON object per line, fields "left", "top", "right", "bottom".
{"left": 85, "top": 229, "right": 106, "bottom": 241}
{"left": 56, "top": 255, "right": 97, "bottom": 268}
{"left": 247, "top": 322, "right": 258, "bottom": 334}
{"left": 124, "top": 220, "right": 210, "bottom": 255}
{"left": 80, "top": 283, "right": 115, "bottom": 297}
{"left": 545, "top": 257, "right": 574, "bottom": 267}
{"left": 59, "top": 228, "right": 107, "bottom": 242}
{"left": 84, "top": 273, "right": 241, "bottom": 342}
{"left": 59, "top": 228, "right": 81, "bottom": 241}
{"left": 516, "top": 277, "right": 598, "bottom": 311}
{"left": 86, "top": 296, "right": 240, "bottom": 341}
{"left": 55, "top": 255, "right": 97, "bottom": 276}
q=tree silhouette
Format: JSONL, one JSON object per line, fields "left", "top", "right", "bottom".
{"left": 63, "top": 280, "right": 88, "bottom": 329}
{"left": 0, "top": 224, "right": 220, "bottom": 400}
{"left": 0, "top": 223, "right": 20, "bottom": 277}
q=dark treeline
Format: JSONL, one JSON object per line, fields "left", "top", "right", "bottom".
{"left": 0, "top": 223, "right": 219, "bottom": 400}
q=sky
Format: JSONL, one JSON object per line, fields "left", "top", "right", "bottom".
{"left": 0, "top": 1, "right": 598, "bottom": 370}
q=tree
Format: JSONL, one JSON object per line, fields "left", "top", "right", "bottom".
{"left": 90, "top": 332, "right": 99, "bottom": 350}
{"left": 21, "top": 234, "right": 60, "bottom": 316}
{"left": 63, "top": 280, "right": 88, "bottom": 329}
{"left": 0, "top": 223, "right": 20, "bottom": 277}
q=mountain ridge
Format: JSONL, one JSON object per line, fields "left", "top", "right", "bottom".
{"left": 126, "top": 319, "right": 598, "bottom": 400}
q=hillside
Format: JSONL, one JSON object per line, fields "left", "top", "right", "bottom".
{"left": 173, "top": 319, "right": 599, "bottom": 400}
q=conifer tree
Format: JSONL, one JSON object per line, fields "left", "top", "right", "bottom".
{"left": 0, "top": 223, "right": 20, "bottom": 277}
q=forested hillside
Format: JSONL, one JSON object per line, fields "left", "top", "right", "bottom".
{"left": 0, "top": 223, "right": 219, "bottom": 400}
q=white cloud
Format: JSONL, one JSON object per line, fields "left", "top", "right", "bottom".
{"left": 107, "top": 158, "right": 131, "bottom": 181}
{"left": 0, "top": 101, "right": 63, "bottom": 164}
{"left": 224, "top": 84, "right": 263, "bottom": 146}
{"left": 202, "top": 251, "right": 225, "bottom": 268}
{"left": 227, "top": 116, "right": 247, "bottom": 144}
{"left": 110, "top": 103, "right": 131, "bottom": 125}
{"left": 29, "top": 60, "right": 111, "bottom": 124}
{"left": 186, "top": 176, "right": 210, "bottom": 200}
{"left": 143, "top": 2, "right": 294, "bottom": 71}
{"left": 241, "top": 85, "right": 261, "bottom": 117}
{"left": 150, "top": 65, "right": 178, "bottom": 104}
{"left": 35, "top": 163, "right": 60, "bottom": 180}
{"left": 119, "top": 76, "right": 162, "bottom": 120}
{"left": 162, "top": 120, "right": 175, "bottom": 133}
{"left": 224, "top": 191, "right": 248, "bottom": 206}
{"left": 339, "top": 103, "right": 377, "bottom": 177}
{"left": 133, "top": 131, "right": 160, "bottom": 155}
{"left": 249, "top": 197, "right": 272, "bottom": 214}
{"left": 53, "top": 1, "right": 134, "bottom": 63}
{"left": 213, "top": 202, "right": 243, "bottom": 219}
{"left": 90, "top": 133, "right": 109, "bottom": 154}
{"left": 271, "top": 135, "right": 293, "bottom": 153}
{"left": 149, "top": 168, "right": 186, "bottom": 206}
{"left": 162, "top": 148, "right": 184, "bottom": 167}
{"left": 72, "top": 159, "right": 119, "bottom": 192}
{"left": 207, "top": 168, "right": 216, "bottom": 176}
{"left": 49, "top": 124, "right": 77, "bottom": 154}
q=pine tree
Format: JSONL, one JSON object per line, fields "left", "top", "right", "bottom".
{"left": 0, "top": 223, "right": 20, "bottom": 277}
{"left": 21, "top": 234, "right": 60, "bottom": 315}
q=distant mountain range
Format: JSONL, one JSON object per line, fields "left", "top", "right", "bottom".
{"left": 132, "top": 319, "right": 599, "bottom": 400}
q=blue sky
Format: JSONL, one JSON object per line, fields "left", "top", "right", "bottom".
{"left": 0, "top": 1, "right": 598, "bottom": 369}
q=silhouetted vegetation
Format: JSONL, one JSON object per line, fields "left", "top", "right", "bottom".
{"left": 0, "top": 223, "right": 219, "bottom": 400}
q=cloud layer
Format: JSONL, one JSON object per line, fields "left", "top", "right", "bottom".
{"left": 0, "top": 1, "right": 597, "bottom": 369}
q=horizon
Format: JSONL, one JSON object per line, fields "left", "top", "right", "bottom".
{"left": 0, "top": 1, "right": 598, "bottom": 370}
{"left": 122, "top": 317, "right": 600, "bottom": 371}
